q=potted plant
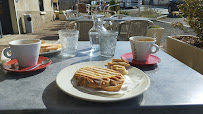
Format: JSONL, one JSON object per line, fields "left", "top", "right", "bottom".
{"left": 54, "top": 8, "right": 59, "bottom": 19}
{"left": 146, "top": 25, "right": 164, "bottom": 46}
{"left": 167, "top": 0, "right": 203, "bottom": 74}
{"left": 59, "top": 10, "right": 66, "bottom": 21}
{"left": 109, "top": 0, "right": 119, "bottom": 15}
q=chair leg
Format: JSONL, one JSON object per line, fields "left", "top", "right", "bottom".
{"left": 64, "top": 22, "right": 68, "bottom": 27}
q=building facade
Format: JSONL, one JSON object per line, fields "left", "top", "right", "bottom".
{"left": 59, "top": 0, "right": 78, "bottom": 10}
{"left": 143, "top": 0, "right": 170, "bottom": 5}
{"left": 0, "top": 0, "right": 56, "bottom": 35}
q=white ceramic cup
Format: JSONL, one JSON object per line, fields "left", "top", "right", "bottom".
{"left": 3, "top": 39, "right": 41, "bottom": 67}
{"left": 129, "top": 36, "right": 159, "bottom": 61}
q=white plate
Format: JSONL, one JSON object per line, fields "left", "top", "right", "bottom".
{"left": 56, "top": 61, "right": 150, "bottom": 102}
{"left": 39, "top": 48, "right": 62, "bottom": 56}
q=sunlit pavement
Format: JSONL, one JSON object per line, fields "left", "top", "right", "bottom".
{"left": 121, "top": 5, "right": 169, "bottom": 15}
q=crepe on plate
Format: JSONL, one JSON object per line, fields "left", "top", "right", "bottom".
{"left": 40, "top": 40, "right": 61, "bottom": 53}
{"left": 73, "top": 66, "right": 125, "bottom": 91}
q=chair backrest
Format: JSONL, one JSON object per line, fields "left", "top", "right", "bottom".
{"left": 127, "top": 20, "right": 151, "bottom": 38}
{"left": 76, "top": 20, "right": 93, "bottom": 41}
{"left": 110, "top": 14, "right": 128, "bottom": 18}
{"left": 104, "top": 4, "right": 119, "bottom": 17}
{"left": 62, "top": 11, "right": 68, "bottom": 19}
{"left": 77, "top": 3, "right": 88, "bottom": 13}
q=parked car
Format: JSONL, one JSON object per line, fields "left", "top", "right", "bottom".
{"left": 168, "top": 0, "right": 184, "bottom": 13}
{"left": 118, "top": 0, "right": 142, "bottom": 9}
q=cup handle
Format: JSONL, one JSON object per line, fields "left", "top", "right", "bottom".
{"left": 150, "top": 44, "right": 159, "bottom": 54}
{"left": 3, "top": 48, "right": 14, "bottom": 59}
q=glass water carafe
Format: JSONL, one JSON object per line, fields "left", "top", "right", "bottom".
{"left": 89, "top": 15, "right": 106, "bottom": 51}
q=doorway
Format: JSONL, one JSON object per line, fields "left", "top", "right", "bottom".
{"left": 0, "top": 0, "right": 13, "bottom": 35}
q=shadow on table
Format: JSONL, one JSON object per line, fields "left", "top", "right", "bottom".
{"left": 69, "top": 48, "right": 110, "bottom": 64}
{"left": 77, "top": 47, "right": 94, "bottom": 57}
{"left": 42, "top": 81, "right": 143, "bottom": 110}
{"left": 135, "top": 64, "right": 159, "bottom": 71}
{"left": 34, "top": 34, "right": 59, "bottom": 40}
{"left": 41, "top": 48, "right": 93, "bottom": 64}
{"left": 39, "top": 47, "right": 110, "bottom": 66}
{"left": 0, "top": 67, "right": 45, "bottom": 82}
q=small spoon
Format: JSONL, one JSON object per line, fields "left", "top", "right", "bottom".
{"left": 25, "top": 58, "right": 50, "bottom": 71}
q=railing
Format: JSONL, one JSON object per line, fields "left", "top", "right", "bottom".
{"left": 103, "top": 4, "right": 120, "bottom": 17}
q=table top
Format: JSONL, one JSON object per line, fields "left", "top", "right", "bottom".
{"left": 66, "top": 16, "right": 111, "bottom": 21}
{"left": 66, "top": 16, "right": 155, "bottom": 22}
{"left": 110, "top": 16, "right": 155, "bottom": 22}
{"left": 0, "top": 41, "right": 203, "bottom": 113}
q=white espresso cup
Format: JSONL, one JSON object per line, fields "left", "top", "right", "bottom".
{"left": 129, "top": 36, "right": 159, "bottom": 61}
{"left": 3, "top": 39, "right": 41, "bottom": 67}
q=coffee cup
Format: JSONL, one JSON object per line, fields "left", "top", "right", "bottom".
{"left": 129, "top": 36, "right": 159, "bottom": 61}
{"left": 3, "top": 39, "right": 41, "bottom": 67}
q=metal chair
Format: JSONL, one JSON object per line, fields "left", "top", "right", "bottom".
{"left": 103, "top": 4, "right": 120, "bottom": 17}
{"left": 63, "top": 10, "right": 77, "bottom": 27}
{"left": 63, "top": 10, "right": 77, "bottom": 18}
{"left": 76, "top": 3, "right": 91, "bottom": 17}
{"left": 127, "top": 20, "right": 152, "bottom": 37}
{"left": 75, "top": 20, "right": 93, "bottom": 41}
{"left": 117, "top": 20, "right": 153, "bottom": 40}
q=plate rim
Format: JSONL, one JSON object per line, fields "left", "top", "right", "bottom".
{"left": 39, "top": 48, "right": 62, "bottom": 55}
{"left": 56, "top": 61, "right": 150, "bottom": 102}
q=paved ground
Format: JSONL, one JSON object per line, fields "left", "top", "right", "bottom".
{"left": 31, "top": 20, "right": 74, "bottom": 40}
{"left": 153, "top": 20, "right": 196, "bottom": 51}
{"left": 161, "top": 14, "right": 189, "bottom": 27}
{"left": 123, "top": 5, "right": 169, "bottom": 15}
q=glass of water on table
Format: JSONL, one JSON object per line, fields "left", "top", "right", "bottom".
{"left": 58, "top": 29, "right": 79, "bottom": 58}
{"left": 99, "top": 30, "right": 118, "bottom": 57}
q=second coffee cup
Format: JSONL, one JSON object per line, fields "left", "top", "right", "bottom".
{"left": 129, "top": 36, "right": 159, "bottom": 61}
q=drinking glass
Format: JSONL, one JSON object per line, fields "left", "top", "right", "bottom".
{"left": 58, "top": 29, "right": 79, "bottom": 57}
{"left": 99, "top": 30, "right": 118, "bottom": 57}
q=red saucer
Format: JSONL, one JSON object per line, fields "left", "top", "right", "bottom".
{"left": 121, "top": 52, "right": 161, "bottom": 65}
{"left": 2, "top": 56, "right": 52, "bottom": 72}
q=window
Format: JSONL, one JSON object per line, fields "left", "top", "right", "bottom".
{"left": 39, "top": 0, "right": 44, "bottom": 11}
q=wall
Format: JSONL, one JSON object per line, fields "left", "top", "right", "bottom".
{"left": 59, "top": 0, "right": 77, "bottom": 10}
{"left": 143, "top": 0, "right": 169, "bottom": 5}
{"left": 9, "top": 0, "right": 19, "bottom": 34}
{"left": 153, "top": 0, "right": 169, "bottom": 5}
{"left": 0, "top": 0, "right": 14, "bottom": 34}
{"left": 15, "top": 0, "right": 54, "bottom": 33}
{"left": 143, "top": 0, "right": 150, "bottom": 5}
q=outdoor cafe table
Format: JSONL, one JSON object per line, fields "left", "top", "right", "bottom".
{"left": 66, "top": 16, "right": 112, "bottom": 22}
{"left": 0, "top": 41, "right": 203, "bottom": 113}
{"left": 66, "top": 15, "right": 154, "bottom": 22}
{"left": 110, "top": 16, "right": 155, "bottom": 22}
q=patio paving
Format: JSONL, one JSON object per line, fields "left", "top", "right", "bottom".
{"left": 153, "top": 20, "right": 196, "bottom": 51}
{"left": 31, "top": 20, "right": 74, "bottom": 40}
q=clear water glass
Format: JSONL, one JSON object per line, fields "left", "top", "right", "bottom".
{"left": 58, "top": 29, "right": 79, "bottom": 57}
{"left": 99, "top": 30, "right": 118, "bottom": 57}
